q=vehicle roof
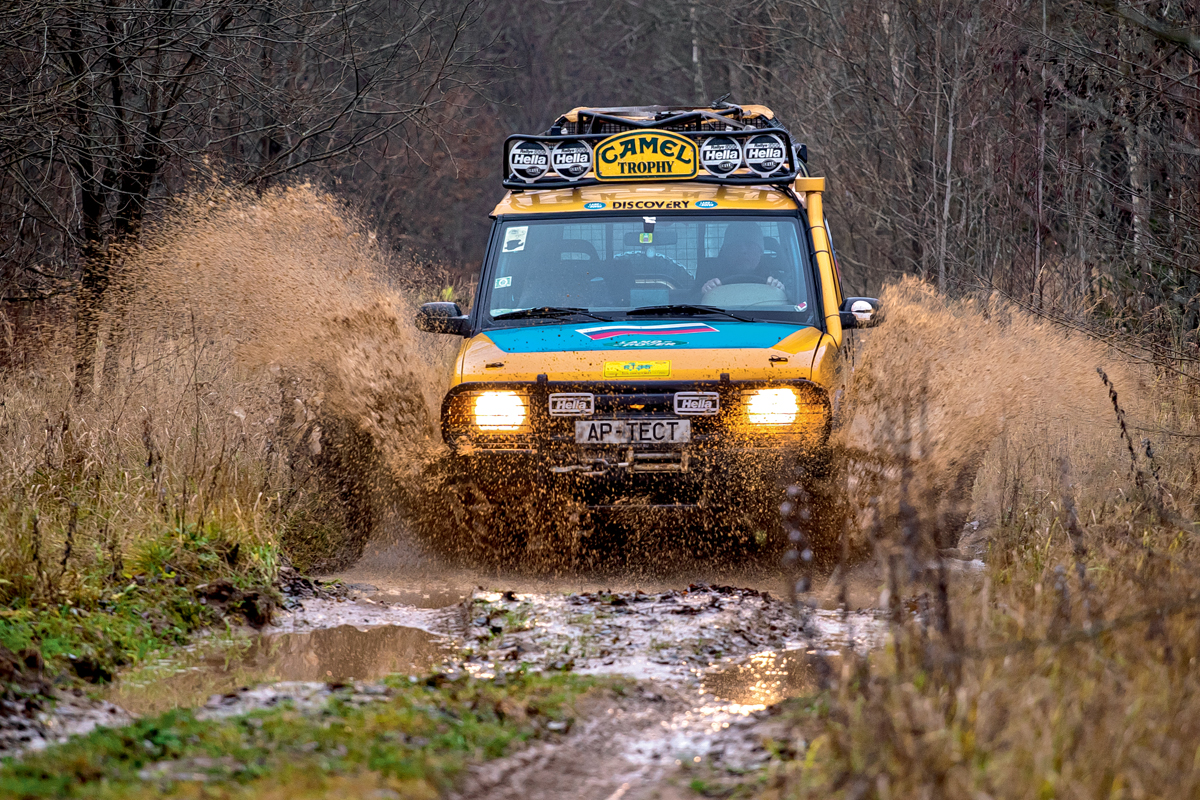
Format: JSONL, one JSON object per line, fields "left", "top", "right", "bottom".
{"left": 491, "top": 182, "right": 804, "bottom": 216}
{"left": 557, "top": 104, "right": 777, "bottom": 124}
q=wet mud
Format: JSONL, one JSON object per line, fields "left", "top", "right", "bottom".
{"left": 106, "top": 623, "right": 452, "bottom": 717}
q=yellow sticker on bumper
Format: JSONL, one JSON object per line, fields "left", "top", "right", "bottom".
{"left": 603, "top": 360, "right": 671, "bottom": 379}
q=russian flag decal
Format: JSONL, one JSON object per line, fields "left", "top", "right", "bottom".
{"left": 576, "top": 322, "right": 718, "bottom": 341}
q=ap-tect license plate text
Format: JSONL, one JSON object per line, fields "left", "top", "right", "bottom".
{"left": 575, "top": 419, "right": 692, "bottom": 444}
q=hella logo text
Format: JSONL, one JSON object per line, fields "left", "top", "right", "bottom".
{"left": 673, "top": 392, "right": 719, "bottom": 415}
{"left": 549, "top": 393, "right": 595, "bottom": 416}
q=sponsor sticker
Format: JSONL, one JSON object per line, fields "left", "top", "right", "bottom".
{"left": 603, "top": 360, "right": 672, "bottom": 379}
{"left": 494, "top": 276, "right": 513, "bottom": 289}
{"left": 700, "top": 136, "right": 742, "bottom": 176}
{"left": 744, "top": 133, "right": 787, "bottom": 177}
{"left": 594, "top": 130, "right": 698, "bottom": 182}
{"left": 502, "top": 226, "right": 528, "bottom": 253}
{"left": 605, "top": 339, "right": 684, "bottom": 348}
{"left": 508, "top": 140, "right": 550, "bottom": 182}
{"left": 695, "top": 200, "right": 718, "bottom": 209}
{"left": 583, "top": 201, "right": 606, "bottom": 210}
{"left": 577, "top": 322, "right": 718, "bottom": 341}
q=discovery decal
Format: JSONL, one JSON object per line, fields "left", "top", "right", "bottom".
{"left": 612, "top": 200, "right": 692, "bottom": 210}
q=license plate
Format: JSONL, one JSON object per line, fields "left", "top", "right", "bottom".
{"left": 575, "top": 419, "right": 691, "bottom": 444}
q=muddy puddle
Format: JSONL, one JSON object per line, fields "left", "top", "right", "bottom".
{"left": 107, "top": 624, "right": 451, "bottom": 716}
{"left": 702, "top": 649, "right": 828, "bottom": 707}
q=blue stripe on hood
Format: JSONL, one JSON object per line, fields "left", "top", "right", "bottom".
{"left": 483, "top": 320, "right": 806, "bottom": 353}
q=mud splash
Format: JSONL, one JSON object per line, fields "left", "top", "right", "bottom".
{"left": 83, "top": 183, "right": 463, "bottom": 568}
{"left": 833, "top": 278, "right": 1137, "bottom": 559}
{"left": 127, "top": 184, "right": 449, "bottom": 466}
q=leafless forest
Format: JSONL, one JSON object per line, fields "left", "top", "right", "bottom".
{"left": 4, "top": 4, "right": 1200, "bottom": 796}
{"left": 2, "top": 0, "right": 1198, "bottom": 379}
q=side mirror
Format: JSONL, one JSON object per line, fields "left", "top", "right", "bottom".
{"left": 415, "top": 302, "right": 470, "bottom": 336}
{"left": 839, "top": 297, "right": 883, "bottom": 329}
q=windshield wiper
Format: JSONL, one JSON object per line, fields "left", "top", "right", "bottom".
{"left": 491, "top": 306, "right": 611, "bottom": 322}
{"left": 625, "top": 304, "right": 761, "bottom": 323}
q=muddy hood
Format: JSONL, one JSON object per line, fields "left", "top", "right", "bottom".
{"left": 454, "top": 321, "right": 824, "bottom": 384}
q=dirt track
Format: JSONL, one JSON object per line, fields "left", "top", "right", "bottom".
{"left": 327, "top": 535, "right": 883, "bottom": 797}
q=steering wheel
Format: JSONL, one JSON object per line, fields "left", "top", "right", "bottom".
{"left": 722, "top": 272, "right": 769, "bottom": 285}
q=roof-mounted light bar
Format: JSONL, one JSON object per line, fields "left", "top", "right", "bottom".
{"left": 502, "top": 126, "right": 804, "bottom": 190}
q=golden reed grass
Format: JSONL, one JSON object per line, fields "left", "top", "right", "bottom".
{"left": 0, "top": 183, "right": 454, "bottom": 600}
{"left": 769, "top": 278, "right": 1200, "bottom": 799}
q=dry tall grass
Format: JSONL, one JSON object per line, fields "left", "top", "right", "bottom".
{"left": 770, "top": 279, "right": 1200, "bottom": 798}
{"left": 0, "top": 184, "right": 452, "bottom": 619}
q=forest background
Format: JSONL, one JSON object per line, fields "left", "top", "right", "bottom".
{"left": 2, "top": 0, "right": 1199, "bottom": 381}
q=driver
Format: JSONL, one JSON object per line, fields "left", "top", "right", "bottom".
{"left": 700, "top": 222, "right": 785, "bottom": 296}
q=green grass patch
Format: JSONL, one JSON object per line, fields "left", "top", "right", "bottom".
{"left": 0, "top": 520, "right": 279, "bottom": 687}
{"left": 0, "top": 672, "right": 611, "bottom": 799}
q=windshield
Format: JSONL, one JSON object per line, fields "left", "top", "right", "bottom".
{"left": 482, "top": 215, "right": 818, "bottom": 326}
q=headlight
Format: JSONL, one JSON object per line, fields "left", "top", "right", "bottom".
{"left": 744, "top": 388, "right": 799, "bottom": 425}
{"left": 473, "top": 390, "right": 528, "bottom": 431}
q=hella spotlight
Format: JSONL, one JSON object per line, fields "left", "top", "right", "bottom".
{"left": 744, "top": 133, "right": 788, "bottom": 177}
{"left": 550, "top": 140, "right": 592, "bottom": 179}
{"left": 508, "top": 140, "right": 551, "bottom": 183}
{"left": 700, "top": 136, "right": 742, "bottom": 177}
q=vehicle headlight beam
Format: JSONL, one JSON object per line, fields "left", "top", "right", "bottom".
{"left": 744, "top": 388, "right": 799, "bottom": 425}
{"left": 473, "top": 390, "right": 528, "bottom": 431}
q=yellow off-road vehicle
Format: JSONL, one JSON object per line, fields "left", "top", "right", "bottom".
{"left": 416, "top": 102, "right": 881, "bottom": 553}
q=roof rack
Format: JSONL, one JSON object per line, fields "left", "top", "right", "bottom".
{"left": 503, "top": 101, "right": 809, "bottom": 190}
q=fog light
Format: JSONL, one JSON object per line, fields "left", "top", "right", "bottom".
{"left": 745, "top": 388, "right": 799, "bottom": 425}
{"left": 473, "top": 391, "right": 527, "bottom": 431}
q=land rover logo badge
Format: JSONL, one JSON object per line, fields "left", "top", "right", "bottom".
{"left": 508, "top": 140, "right": 550, "bottom": 183}
{"left": 700, "top": 136, "right": 742, "bottom": 176}
{"left": 695, "top": 200, "right": 718, "bottom": 209}
{"left": 744, "top": 133, "right": 787, "bottom": 177}
{"left": 551, "top": 140, "right": 592, "bottom": 179}
{"left": 584, "top": 201, "right": 606, "bottom": 210}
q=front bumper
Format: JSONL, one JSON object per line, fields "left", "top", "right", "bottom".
{"left": 441, "top": 377, "right": 830, "bottom": 502}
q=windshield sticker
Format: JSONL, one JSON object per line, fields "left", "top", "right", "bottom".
{"left": 502, "top": 226, "right": 528, "bottom": 252}
{"left": 494, "top": 276, "right": 513, "bottom": 289}
{"left": 603, "top": 360, "right": 672, "bottom": 378}
{"left": 584, "top": 201, "right": 606, "bottom": 210}
{"left": 795, "top": 302, "right": 807, "bottom": 311}
{"left": 696, "top": 200, "right": 718, "bottom": 209}
{"left": 577, "top": 322, "right": 718, "bottom": 341}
